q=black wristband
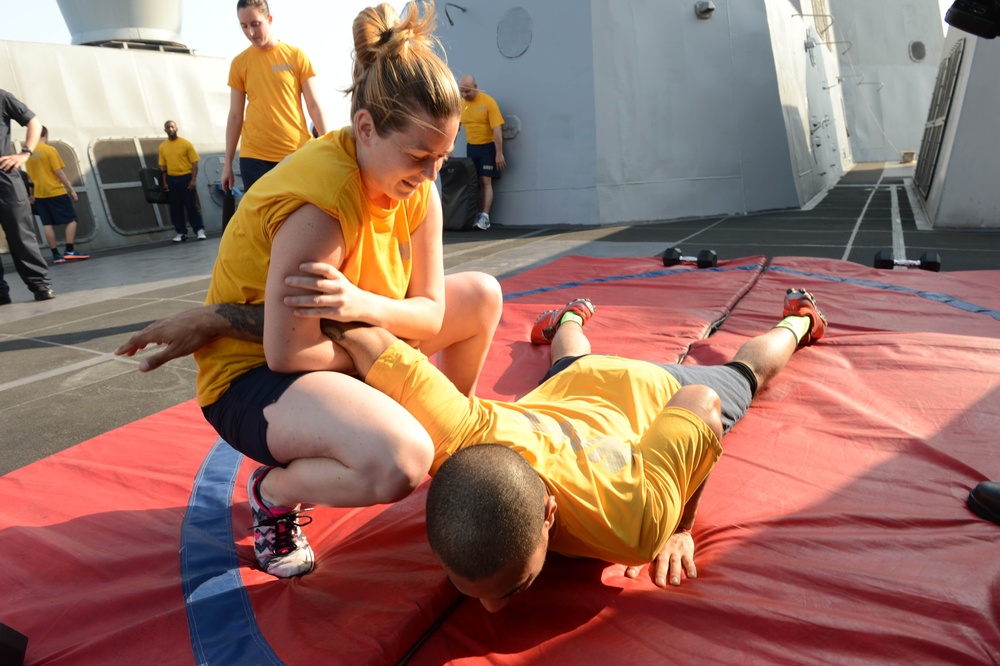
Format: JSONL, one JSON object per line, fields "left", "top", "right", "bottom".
{"left": 20, "top": 146, "right": 31, "bottom": 155}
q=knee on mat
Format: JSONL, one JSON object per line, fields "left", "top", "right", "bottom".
{"left": 448, "top": 272, "right": 503, "bottom": 325}
{"left": 472, "top": 272, "right": 503, "bottom": 322}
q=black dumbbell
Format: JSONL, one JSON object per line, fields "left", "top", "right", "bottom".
{"left": 662, "top": 248, "right": 718, "bottom": 268}
{"left": 873, "top": 250, "right": 941, "bottom": 272}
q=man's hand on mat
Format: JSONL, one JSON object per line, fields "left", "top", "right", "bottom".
{"left": 115, "top": 305, "right": 234, "bottom": 372}
{"left": 624, "top": 530, "right": 697, "bottom": 588}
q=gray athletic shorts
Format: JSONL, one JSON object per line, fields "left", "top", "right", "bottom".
{"left": 542, "top": 355, "right": 755, "bottom": 434}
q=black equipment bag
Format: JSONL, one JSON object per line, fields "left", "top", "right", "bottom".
{"left": 138, "top": 168, "right": 169, "bottom": 205}
{"left": 440, "top": 157, "right": 479, "bottom": 231}
{"left": 945, "top": 0, "right": 1000, "bottom": 38}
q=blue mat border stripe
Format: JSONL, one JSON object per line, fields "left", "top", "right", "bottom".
{"left": 181, "top": 440, "right": 283, "bottom": 665}
{"left": 502, "top": 265, "right": 758, "bottom": 300}
{"left": 768, "top": 267, "right": 1000, "bottom": 321}
{"left": 176, "top": 263, "right": 999, "bottom": 664}
{"left": 504, "top": 264, "right": 1000, "bottom": 321}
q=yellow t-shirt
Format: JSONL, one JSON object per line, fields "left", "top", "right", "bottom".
{"left": 228, "top": 41, "right": 316, "bottom": 162}
{"left": 195, "top": 129, "right": 432, "bottom": 407}
{"left": 158, "top": 137, "right": 200, "bottom": 176}
{"left": 25, "top": 142, "right": 67, "bottom": 199}
{"left": 367, "top": 343, "right": 723, "bottom": 566}
{"left": 460, "top": 91, "right": 504, "bottom": 146}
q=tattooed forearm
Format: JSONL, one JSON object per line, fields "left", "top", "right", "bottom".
{"left": 215, "top": 303, "right": 265, "bottom": 341}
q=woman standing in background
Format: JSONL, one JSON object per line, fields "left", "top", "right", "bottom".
{"left": 221, "top": 0, "right": 328, "bottom": 193}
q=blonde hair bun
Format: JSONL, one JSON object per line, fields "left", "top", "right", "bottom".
{"left": 348, "top": 1, "right": 461, "bottom": 134}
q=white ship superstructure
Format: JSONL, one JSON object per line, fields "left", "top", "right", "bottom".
{"left": 2, "top": 0, "right": 994, "bottom": 258}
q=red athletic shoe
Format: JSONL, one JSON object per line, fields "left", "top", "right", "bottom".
{"left": 782, "top": 288, "right": 827, "bottom": 344}
{"left": 530, "top": 298, "right": 595, "bottom": 345}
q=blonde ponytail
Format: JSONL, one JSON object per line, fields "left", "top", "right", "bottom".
{"left": 348, "top": 1, "right": 461, "bottom": 135}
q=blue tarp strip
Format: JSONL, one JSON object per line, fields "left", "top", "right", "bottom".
{"left": 181, "top": 440, "right": 283, "bottom": 665}
{"left": 503, "top": 263, "right": 1000, "bottom": 321}
{"left": 767, "top": 266, "right": 1000, "bottom": 321}
{"left": 502, "top": 265, "right": 759, "bottom": 300}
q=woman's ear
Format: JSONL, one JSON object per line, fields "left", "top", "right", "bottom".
{"left": 354, "top": 109, "right": 376, "bottom": 146}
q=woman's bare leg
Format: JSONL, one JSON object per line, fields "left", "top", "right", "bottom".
{"left": 422, "top": 271, "right": 503, "bottom": 396}
{"left": 260, "top": 371, "right": 434, "bottom": 507}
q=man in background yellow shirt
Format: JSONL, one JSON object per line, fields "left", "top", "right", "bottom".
{"left": 459, "top": 74, "right": 506, "bottom": 230}
{"left": 24, "top": 126, "right": 90, "bottom": 264}
{"left": 158, "top": 120, "right": 206, "bottom": 243}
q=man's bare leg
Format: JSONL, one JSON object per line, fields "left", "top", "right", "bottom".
{"left": 479, "top": 176, "right": 494, "bottom": 215}
{"left": 730, "top": 327, "right": 799, "bottom": 391}
{"left": 732, "top": 288, "right": 827, "bottom": 392}
{"left": 550, "top": 317, "right": 591, "bottom": 363}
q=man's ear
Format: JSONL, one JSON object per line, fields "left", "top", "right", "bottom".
{"left": 543, "top": 494, "right": 557, "bottom": 530}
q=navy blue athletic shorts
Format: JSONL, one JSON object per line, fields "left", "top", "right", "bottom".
{"left": 202, "top": 363, "right": 305, "bottom": 467}
{"left": 466, "top": 142, "right": 501, "bottom": 179}
{"left": 36, "top": 194, "right": 77, "bottom": 226}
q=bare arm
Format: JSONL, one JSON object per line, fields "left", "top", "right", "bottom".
{"left": 53, "top": 168, "right": 77, "bottom": 201}
{"left": 119, "top": 182, "right": 451, "bottom": 375}
{"left": 0, "top": 117, "right": 41, "bottom": 173}
{"left": 189, "top": 160, "right": 199, "bottom": 190}
{"left": 492, "top": 125, "right": 506, "bottom": 171}
{"left": 320, "top": 321, "right": 398, "bottom": 378}
{"left": 114, "top": 303, "right": 264, "bottom": 372}
{"left": 221, "top": 88, "right": 246, "bottom": 192}
{"left": 118, "top": 184, "right": 450, "bottom": 376}
{"left": 301, "top": 77, "right": 328, "bottom": 136}
{"left": 625, "top": 385, "right": 723, "bottom": 588}
{"left": 264, "top": 204, "right": 354, "bottom": 373}
{"left": 282, "top": 186, "right": 448, "bottom": 342}
{"left": 23, "top": 117, "right": 41, "bottom": 152}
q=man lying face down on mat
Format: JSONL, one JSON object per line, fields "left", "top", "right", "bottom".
{"left": 116, "top": 264, "right": 828, "bottom": 613}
